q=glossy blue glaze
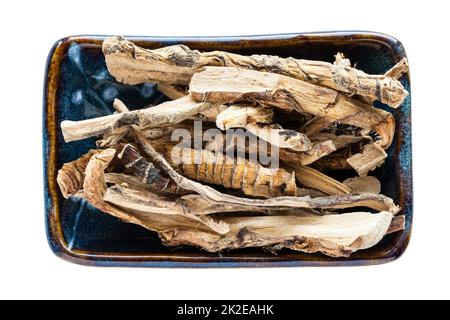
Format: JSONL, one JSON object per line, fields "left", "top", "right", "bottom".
{"left": 43, "top": 32, "right": 412, "bottom": 267}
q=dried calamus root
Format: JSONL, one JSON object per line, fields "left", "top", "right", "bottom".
{"left": 159, "top": 211, "right": 394, "bottom": 257}
{"left": 166, "top": 145, "right": 297, "bottom": 198}
{"left": 189, "top": 67, "right": 396, "bottom": 149}
{"left": 103, "top": 36, "right": 408, "bottom": 108}
{"left": 55, "top": 37, "right": 408, "bottom": 257}
{"left": 133, "top": 127, "right": 400, "bottom": 214}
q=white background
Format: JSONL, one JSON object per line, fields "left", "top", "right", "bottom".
{"left": 0, "top": 0, "right": 448, "bottom": 300}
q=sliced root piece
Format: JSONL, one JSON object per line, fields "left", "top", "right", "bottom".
{"left": 159, "top": 211, "right": 394, "bottom": 257}
{"left": 283, "top": 164, "right": 351, "bottom": 196}
{"left": 347, "top": 143, "right": 387, "bottom": 176}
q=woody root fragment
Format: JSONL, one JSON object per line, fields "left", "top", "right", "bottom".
{"left": 56, "top": 37, "right": 409, "bottom": 258}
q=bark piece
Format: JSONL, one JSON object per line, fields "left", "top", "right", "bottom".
{"left": 57, "top": 149, "right": 101, "bottom": 198}
{"left": 61, "top": 96, "right": 218, "bottom": 142}
{"left": 159, "top": 211, "right": 394, "bottom": 257}
{"left": 189, "top": 67, "right": 395, "bottom": 148}
{"left": 343, "top": 176, "right": 382, "bottom": 194}
{"left": 133, "top": 127, "right": 400, "bottom": 214}
{"left": 103, "top": 37, "right": 408, "bottom": 108}
{"left": 347, "top": 143, "right": 387, "bottom": 176}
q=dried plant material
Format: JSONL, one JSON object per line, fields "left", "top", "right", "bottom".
{"left": 189, "top": 67, "right": 395, "bottom": 148}
{"left": 83, "top": 148, "right": 229, "bottom": 234}
{"left": 159, "top": 211, "right": 394, "bottom": 257}
{"left": 245, "top": 123, "right": 311, "bottom": 152}
{"left": 312, "top": 153, "right": 353, "bottom": 171}
{"left": 103, "top": 37, "right": 408, "bottom": 108}
{"left": 118, "top": 144, "right": 187, "bottom": 195}
{"left": 156, "top": 83, "right": 187, "bottom": 100}
{"left": 347, "top": 143, "right": 387, "bottom": 176}
{"left": 167, "top": 145, "right": 297, "bottom": 198}
{"left": 55, "top": 39, "right": 407, "bottom": 258}
{"left": 281, "top": 140, "right": 336, "bottom": 166}
{"left": 61, "top": 96, "right": 218, "bottom": 142}
{"left": 332, "top": 53, "right": 408, "bottom": 108}
{"left": 283, "top": 164, "right": 351, "bottom": 195}
{"left": 112, "top": 98, "right": 129, "bottom": 113}
{"left": 215, "top": 105, "right": 273, "bottom": 130}
{"left": 384, "top": 58, "right": 409, "bottom": 80}
{"left": 57, "top": 149, "right": 101, "bottom": 198}
{"left": 311, "top": 132, "right": 369, "bottom": 150}
{"left": 386, "top": 215, "right": 405, "bottom": 234}
{"left": 134, "top": 127, "right": 399, "bottom": 214}
{"left": 103, "top": 185, "right": 230, "bottom": 234}
{"left": 344, "top": 176, "right": 382, "bottom": 194}
{"left": 301, "top": 116, "right": 334, "bottom": 136}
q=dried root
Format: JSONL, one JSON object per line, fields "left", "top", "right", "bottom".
{"left": 55, "top": 37, "right": 409, "bottom": 258}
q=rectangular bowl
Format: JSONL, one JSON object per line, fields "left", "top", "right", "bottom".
{"left": 43, "top": 32, "right": 412, "bottom": 267}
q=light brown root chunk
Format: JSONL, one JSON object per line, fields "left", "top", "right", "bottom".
{"left": 189, "top": 67, "right": 395, "bottom": 148}
{"left": 61, "top": 96, "right": 218, "bottom": 142}
{"left": 167, "top": 145, "right": 297, "bottom": 198}
{"left": 103, "top": 37, "right": 408, "bottom": 108}
{"left": 347, "top": 143, "right": 387, "bottom": 176}
{"left": 215, "top": 105, "right": 273, "bottom": 130}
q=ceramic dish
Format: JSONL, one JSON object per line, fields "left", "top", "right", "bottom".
{"left": 43, "top": 32, "right": 412, "bottom": 267}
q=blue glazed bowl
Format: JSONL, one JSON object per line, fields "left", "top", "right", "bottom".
{"left": 43, "top": 32, "right": 412, "bottom": 267}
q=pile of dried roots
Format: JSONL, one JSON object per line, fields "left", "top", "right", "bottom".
{"left": 57, "top": 36, "right": 408, "bottom": 258}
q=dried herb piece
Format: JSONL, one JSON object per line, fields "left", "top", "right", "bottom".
{"left": 347, "top": 143, "right": 387, "bottom": 176}
{"left": 61, "top": 96, "right": 218, "bottom": 142}
{"left": 189, "top": 67, "right": 395, "bottom": 148}
{"left": 57, "top": 149, "right": 101, "bottom": 198}
{"left": 215, "top": 105, "right": 273, "bottom": 130}
{"left": 159, "top": 211, "right": 394, "bottom": 257}
{"left": 103, "top": 37, "right": 408, "bottom": 108}
{"left": 167, "top": 145, "right": 297, "bottom": 198}
{"left": 283, "top": 164, "right": 351, "bottom": 195}
{"left": 134, "top": 127, "right": 400, "bottom": 214}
